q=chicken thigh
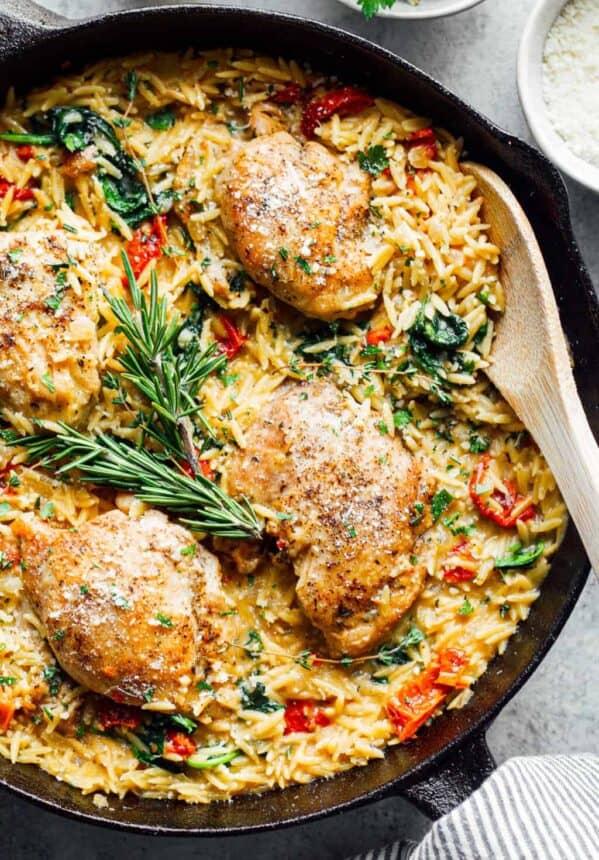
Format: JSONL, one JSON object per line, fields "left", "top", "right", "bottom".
{"left": 0, "top": 231, "right": 101, "bottom": 428}
{"left": 15, "top": 509, "right": 224, "bottom": 710}
{"left": 216, "top": 131, "right": 378, "bottom": 320}
{"left": 226, "top": 381, "right": 435, "bottom": 656}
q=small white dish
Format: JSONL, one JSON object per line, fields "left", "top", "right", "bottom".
{"left": 518, "top": 0, "right": 599, "bottom": 195}
{"left": 335, "top": 0, "right": 484, "bottom": 20}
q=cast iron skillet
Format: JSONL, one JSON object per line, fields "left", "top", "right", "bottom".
{"left": 0, "top": 0, "right": 596, "bottom": 835}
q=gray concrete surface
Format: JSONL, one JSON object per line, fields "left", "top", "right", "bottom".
{"left": 1, "top": 0, "right": 598, "bottom": 856}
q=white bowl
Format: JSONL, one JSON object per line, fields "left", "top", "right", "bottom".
{"left": 335, "top": 0, "right": 485, "bottom": 20}
{"left": 518, "top": 0, "right": 599, "bottom": 194}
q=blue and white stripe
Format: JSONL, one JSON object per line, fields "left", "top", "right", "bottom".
{"left": 349, "top": 756, "right": 599, "bottom": 860}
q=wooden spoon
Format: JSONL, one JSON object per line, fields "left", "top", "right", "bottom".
{"left": 463, "top": 161, "right": 599, "bottom": 573}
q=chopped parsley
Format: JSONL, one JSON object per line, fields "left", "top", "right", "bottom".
{"left": 196, "top": 679, "right": 214, "bottom": 693}
{"left": 0, "top": 676, "right": 16, "bottom": 686}
{"left": 431, "top": 489, "right": 453, "bottom": 522}
{"left": 7, "top": 248, "right": 23, "bottom": 263}
{"left": 469, "top": 431, "right": 490, "bottom": 453}
{"left": 294, "top": 256, "right": 312, "bottom": 275}
{"left": 42, "top": 665, "right": 61, "bottom": 696}
{"left": 111, "top": 588, "right": 131, "bottom": 610}
{"left": 357, "top": 144, "right": 389, "bottom": 176}
{"left": 393, "top": 409, "right": 412, "bottom": 429}
{"left": 156, "top": 612, "right": 174, "bottom": 628}
{"left": 410, "top": 502, "right": 424, "bottom": 527}
{"left": 278, "top": 247, "right": 289, "bottom": 261}
{"left": 180, "top": 544, "right": 196, "bottom": 557}
{"left": 458, "top": 596, "right": 475, "bottom": 616}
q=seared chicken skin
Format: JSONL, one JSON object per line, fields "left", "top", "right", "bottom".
{"left": 216, "top": 131, "right": 378, "bottom": 320}
{"left": 15, "top": 509, "right": 224, "bottom": 710}
{"left": 0, "top": 232, "right": 100, "bottom": 428}
{"left": 227, "top": 382, "right": 435, "bottom": 656}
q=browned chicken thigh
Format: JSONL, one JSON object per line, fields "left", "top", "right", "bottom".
{"left": 14, "top": 509, "right": 224, "bottom": 710}
{"left": 216, "top": 131, "right": 378, "bottom": 320}
{"left": 226, "top": 381, "right": 435, "bottom": 656}
{"left": 0, "top": 231, "right": 101, "bottom": 428}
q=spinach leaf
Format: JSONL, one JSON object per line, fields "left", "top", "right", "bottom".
{"left": 146, "top": 108, "right": 176, "bottom": 131}
{"left": 49, "top": 107, "right": 120, "bottom": 154}
{"left": 240, "top": 681, "right": 284, "bottom": 713}
{"left": 495, "top": 541, "right": 544, "bottom": 570}
{"left": 416, "top": 305, "right": 469, "bottom": 349}
{"left": 30, "top": 107, "right": 163, "bottom": 227}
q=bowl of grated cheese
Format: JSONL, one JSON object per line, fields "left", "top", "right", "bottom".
{"left": 518, "top": 0, "right": 599, "bottom": 194}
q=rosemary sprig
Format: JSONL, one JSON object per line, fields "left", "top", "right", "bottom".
{"left": 15, "top": 425, "right": 260, "bottom": 539}
{"left": 10, "top": 251, "right": 260, "bottom": 540}
{"left": 108, "top": 252, "right": 225, "bottom": 469}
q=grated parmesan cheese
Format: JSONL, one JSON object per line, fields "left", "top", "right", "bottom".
{"left": 542, "top": 0, "right": 599, "bottom": 168}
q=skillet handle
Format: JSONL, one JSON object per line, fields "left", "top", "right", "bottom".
{"left": 399, "top": 731, "right": 496, "bottom": 820}
{"left": 0, "top": 0, "right": 67, "bottom": 54}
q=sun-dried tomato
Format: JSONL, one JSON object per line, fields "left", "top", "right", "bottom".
{"left": 164, "top": 730, "right": 196, "bottom": 758}
{"left": 386, "top": 649, "right": 468, "bottom": 742}
{"left": 469, "top": 454, "right": 536, "bottom": 528}
{"left": 96, "top": 700, "right": 142, "bottom": 731}
{"left": 16, "top": 145, "right": 33, "bottom": 161}
{"left": 366, "top": 326, "right": 392, "bottom": 346}
{"left": 0, "top": 178, "right": 35, "bottom": 201}
{"left": 284, "top": 699, "right": 330, "bottom": 735}
{"left": 124, "top": 215, "right": 167, "bottom": 284}
{"left": 301, "top": 87, "right": 374, "bottom": 139}
{"left": 272, "top": 83, "right": 304, "bottom": 105}
{"left": 215, "top": 316, "right": 247, "bottom": 359}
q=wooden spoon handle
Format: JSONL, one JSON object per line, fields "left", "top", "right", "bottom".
{"left": 514, "top": 366, "right": 599, "bottom": 576}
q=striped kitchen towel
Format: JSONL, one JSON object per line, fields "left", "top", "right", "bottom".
{"left": 349, "top": 755, "right": 599, "bottom": 860}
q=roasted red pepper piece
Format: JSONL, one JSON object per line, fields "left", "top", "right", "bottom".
{"left": 272, "top": 83, "right": 304, "bottom": 105}
{"left": 0, "top": 178, "right": 35, "bottom": 201}
{"left": 0, "top": 702, "right": 15, "bottom": 733}
{"left": 96, "top": 700, "right": 142, "bottom": 731}
{"left": 469, "top": 454, "right": 536, "bottom": 528}
{"left": 386, "top": 648, "right": 468, "bottom": 742}
{"left": 443, "top": 566, "right": 476, "bottom": 583}
{"left": 284, "top": 699, "right": 330, "bottom": 735}
{"left": 301, "top": 86, "right": 374, "bottom": 139}
{"left": 16, "top": 145, "right": 33, "bottom": 161}
{"left": 366, "top": 326, "right": 392, "bottom": 346}
{"left": 408, "top": 127, "right": 438, "bottom": 160}
{"left": 215, "top": 316, "right": 247, "bottom": 359}
{"left": 164, "top": 729, "right": 196, "bottom": 758}
{"left": 180, "top": 457, "right": 214, "bottom": 481}
{"left": 124, "top": 215, "right": 167, "bottom": 284}
{"left": 409, "top": 128, "right": 436, "bottom": 145}
{"left": 443, "top": 538, "right": 476, "bottom": 583}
